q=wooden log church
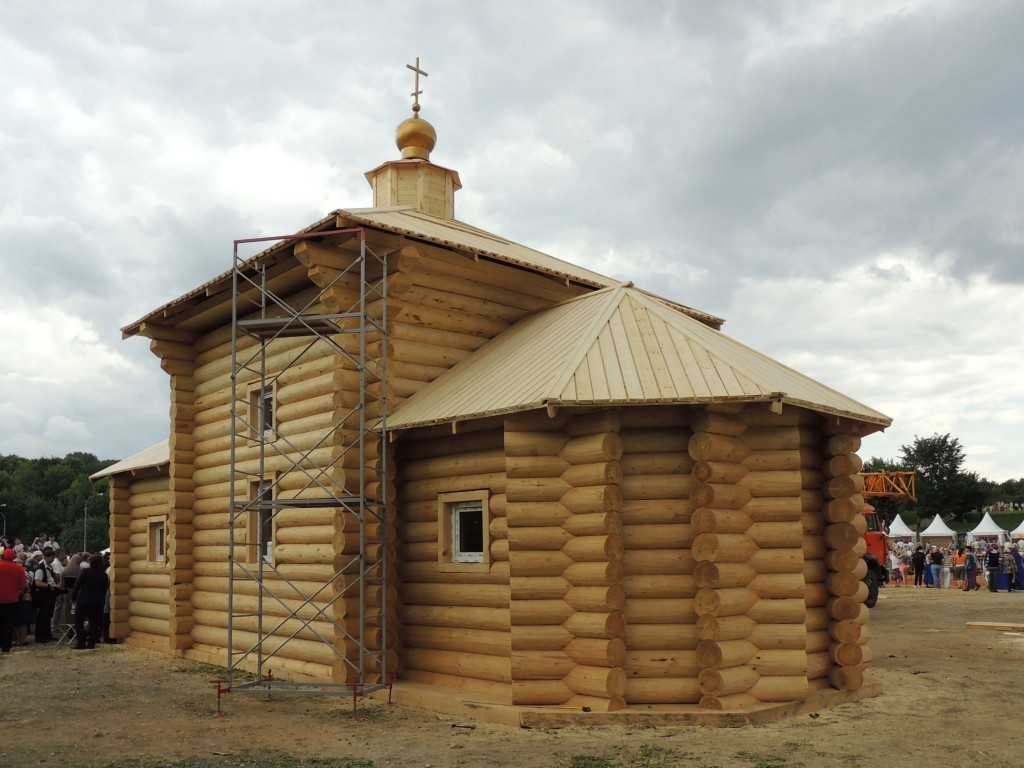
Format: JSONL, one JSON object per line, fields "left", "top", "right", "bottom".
{"left": 94, "top": 66, "right": 891, "bottom": 726}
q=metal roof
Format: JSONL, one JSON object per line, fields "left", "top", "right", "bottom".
{"left": 89, "top": 440, "right": 169, "bottom": 480}
{"left": 339, "top": 208, "right": 725, "bottom": 328}
{"left": 341, "top": 207, "right": 615, "bottom": 287}
{"left": 122, "top": 206, "right": 723, "bottom": 337}
{"left": 388, "top": 284, "right": 891, "bottom": 431}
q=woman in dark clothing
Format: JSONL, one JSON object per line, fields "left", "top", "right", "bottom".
{"left": 912, "top": 546, "right": 927, "bottom": 587}
{"left": 72, "top": 554, "right": 109, "bottom": 649}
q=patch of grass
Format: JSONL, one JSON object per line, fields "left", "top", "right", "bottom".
{"left": 169, "top": 661, "right": 257, "bottom": 683}
{"left": 733, "top": 752, "right": 797, "bottom": 768}
{"left": 558, "top": 744, "right": 690, "bottom": 768}
{"left": 627, "top": 744, "right": 687, "bottom": 768}
{"left": 88, "top": 752, "right": 373, "bottom": 768}
{"left": 169, "top": 661, "right": 226, "bottom": 676}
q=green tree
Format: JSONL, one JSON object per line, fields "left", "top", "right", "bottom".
{"left": 0, "top": 452, "right": 115, "bottom": 551}
{"left": 863, "top": 456, "right": 905, "bottom": 473}
{"left": 898, "top": 433, "right": 984, "bottom": 522}
{"left": 998, "top": 478, "right": 1024, "bottom": 506}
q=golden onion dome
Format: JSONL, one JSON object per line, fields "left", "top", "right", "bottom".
{"left": 395, "top": 112, "right": 436, "bottom": 161}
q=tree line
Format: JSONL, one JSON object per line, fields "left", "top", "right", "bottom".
{"left": 0, "top": 452, "right": 115, "bottom": 552}
{"left": 864, "top": 433, "right": 1024, "bottom": 526}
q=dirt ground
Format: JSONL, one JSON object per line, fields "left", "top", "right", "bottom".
{"left": 2, "top": 585, "right": 1023, "bottom": 768}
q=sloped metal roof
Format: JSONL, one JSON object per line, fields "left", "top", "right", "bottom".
{"left": 388, "top": 285, "right": 891, "bottom": 431}
{"left": 122, "top": 206, "right": 723, "bottom": 337}
{"left": 341, "top": 207, "right": 615, "bottom": 287}
{"left": 89, "top": 440, "right": 169, "bottom": 480}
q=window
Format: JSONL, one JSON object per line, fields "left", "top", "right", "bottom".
{"left": 248, "top": 384, "right": 276, "bottom": 440}
{"left": 248, "top": 479, "right": 275, "bottom": 564}
{"left": 453, "top": 502, "right": 484, "bottom": 562}
{"left": 438, "top": 490, "right": 490, "bottom": 572}
{"left": 147, "top": 517, "right": 167, "bottom": 564}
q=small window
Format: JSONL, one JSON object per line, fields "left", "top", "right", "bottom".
{"left": 248, "top": 384, "right": 276, "bottom": 440}
{"left": 147, "top": 517, "right": 167, "bottom": 564}
{"left": 248, "top": 479, "right": 275, "bottom": 564}
{"left": 452, "top": 502, "right": 484, "bottom": 562}
{"left": 438, "top": 490, "right": 490, "bottom": 573}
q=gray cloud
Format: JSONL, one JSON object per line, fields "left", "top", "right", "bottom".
{"left": 1, "top": 1, "right": 1022, "bottom": 479}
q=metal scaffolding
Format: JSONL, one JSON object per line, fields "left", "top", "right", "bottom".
{"left": 226, "top": 228, "right": 389, "bottom": 697}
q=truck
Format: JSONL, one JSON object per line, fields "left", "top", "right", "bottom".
{"left": 859, "top": 471, "right": 917, "bottom": 608}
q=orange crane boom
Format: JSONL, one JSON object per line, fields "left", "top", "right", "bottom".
{"left": 860, "top": 471, "right": 917, "bottom": 502}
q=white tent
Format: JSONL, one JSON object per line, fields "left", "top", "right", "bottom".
{"left": 969, "top": 511, "right": 1010, "bottom": 544}
{"left": 918, "top": 514, "right": 957, "bottom": 544}
{"left": 887, "top": 514, "right": 916, "bottom": 540}
{"left": 1011, "top": 517, "right": 1024, "bottom": 540}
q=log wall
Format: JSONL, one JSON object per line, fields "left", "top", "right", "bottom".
{"left": 299, "top": 244, "right": 396, "bottom": 684}
{"left": 683, "top": 404, "right": 873, "bottom": 709}
{"left": 691, "top": 406, "right": 758, "bottom": 709}
{"left": 505, "top": 410, "right": 628, "bottom": 711}
{"left": 303, "top": 236, "right": 591, "bottom": 686}
{"left": 128, "top": 233, "right": 590, "bottom": 683}
{"left": 371, "top": 242, "right": 588, "bottom": 407}
{"left": 186, "top": 293, "right": 364, "bottom": 679}
{"left": 619, "top": 407, "right": 698, "bottom": 706}
{"left": 817, "top": 422, "right": 870, "bottom": 693}
{"left": 112, "top": 470, "right": 173, "bottom": 651}
{"left": 395, "top": 424, "right": 510, "bottom": 701}
{"left": 152, "top": 331, "right": 197, "bottom": 653}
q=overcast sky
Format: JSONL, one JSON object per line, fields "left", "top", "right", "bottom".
{"left": 1, "top": 1, "right": 1022, "bottom": 484}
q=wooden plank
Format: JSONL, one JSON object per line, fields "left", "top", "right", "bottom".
{"left": 372, "top": 676, "right": 882, "bottom": 729}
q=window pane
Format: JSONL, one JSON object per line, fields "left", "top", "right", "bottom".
{"left": 258, "top": 481, "right": 273, "bottom": 561}
{"left": 457, "top": 508, "right": 483, "bottom": 553}
{"left": 452, "top": 501, "right": 484, "bottom": 563}
{"left": 261, "top": 388, "right": 274, "bottom": 436}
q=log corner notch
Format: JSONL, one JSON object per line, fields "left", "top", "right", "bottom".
{"left": 507, "top": 409, "right": 627, "bottom": 712}
{"left": 149, "top": 334, "right": 197, "bottom": 654}
{"left": 107, "top": 478, "right": 132, "bottom": 643}
{"left": 691, "top": 406, "right": 759, "bottom": 710}
{"left": 819, "top": 422, "right": 869, "bottom": 693}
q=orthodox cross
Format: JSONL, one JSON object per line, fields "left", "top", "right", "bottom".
{"left": 406, "top": 57, "right": 428, "bottom": 114}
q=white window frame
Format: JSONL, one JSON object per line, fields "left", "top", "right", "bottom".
{"left": 147, "top": 516, "right": 168, "bottom": 565}
{"left": 248, "top": 478, "right": 276, "bottom": 565}
{"left": 438, "top": 490, "right": 490, "bottom": 573}
{"left": 248, "top": 383, "right": 277, "bottom": 441}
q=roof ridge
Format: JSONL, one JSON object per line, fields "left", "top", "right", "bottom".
{"left": 545, "top": 283, "right": 631, "bottom": 400}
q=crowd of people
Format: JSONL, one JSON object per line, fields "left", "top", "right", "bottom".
{"left": 889, "top": 539, "right": 1024, "bottom": 592}
{"left": 0, "top": 533, "right": 114, "bottom": 653}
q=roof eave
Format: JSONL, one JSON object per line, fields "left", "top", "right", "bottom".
{"left": 388, "top": 393, "right": 892, "bottom": 435}
{"left": 120, "top": 210, "right": 344, "bottom": 339}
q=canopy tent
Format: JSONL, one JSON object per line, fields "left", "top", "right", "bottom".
{"left": 887, "top": 514, "right": 916, "bottom": 540}
{"left": 1011, "top": 517, "right": 1024, "bottom": 540}
{"left": 918, "top": 514, "right": 957, "bottom": 544}
{"left": 969, "top": 511, "right": 1010, "bottom": 544}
